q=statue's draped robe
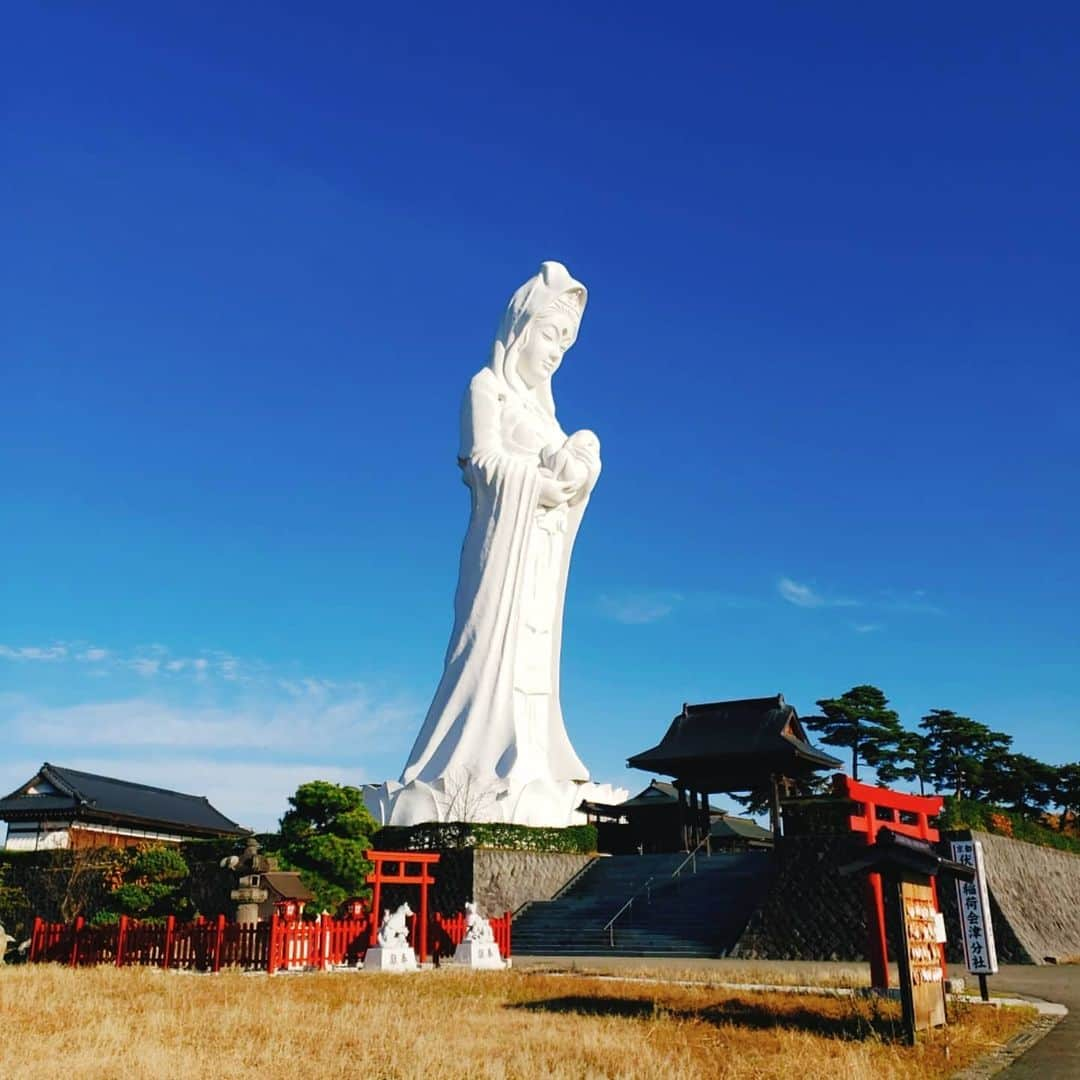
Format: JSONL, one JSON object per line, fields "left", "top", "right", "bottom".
{"left": 400, "top": 366, "right": 591, "bottom": 794}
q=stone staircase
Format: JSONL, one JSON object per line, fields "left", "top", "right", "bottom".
{"left": 512, "top": 851, "right": 775, "bottom": 958}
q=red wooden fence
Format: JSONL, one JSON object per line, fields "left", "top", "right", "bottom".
{"left": 29, "top": 909, "right": 511, "bottom": 973}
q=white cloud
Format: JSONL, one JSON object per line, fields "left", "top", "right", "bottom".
{"left": 77, "top": 648, "right": 110, "bottom": 662}
{"left": 597, "top": 590, "right": 683, "bottom": 625}
{"left": 130, "top": 658, "right": 161, "bottom": 678}
{"left": 777, "top": 577, "right": 824, "bottom": 608}
{"left": 15, "top": 692, "right": 416, "bottom": 754}
{"left": 0, "top": 755, "right": 363, "bottom": 833}
{"left": 853, "top": 623, "right": 883, "bottom": 634}
{"left": 0, "top": 644, "right": 68, "bottom": 661}
{"left": 776, "top": 577, "right": 860, "bottom": 609}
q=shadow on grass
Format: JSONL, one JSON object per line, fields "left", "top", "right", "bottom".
{"left": 508, "top": 995, "right": 904, "bottom": 1042}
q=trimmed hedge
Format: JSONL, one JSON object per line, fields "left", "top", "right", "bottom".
{"left": 936, "top": 798, "right": 1080, "bottom": 856}
{"left": 373, "top": 821, "right": 597, "bottom": 854}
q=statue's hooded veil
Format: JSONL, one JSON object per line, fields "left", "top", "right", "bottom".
{"left": 398, "top": 261, "right": 593, "bottom": 818}
{"left": 485, "top": 260, "right": 587, "bottom": 422}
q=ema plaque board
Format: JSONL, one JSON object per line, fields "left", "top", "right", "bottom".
{"left": 896, "top": 881, "right": 947, "bottom": 1035}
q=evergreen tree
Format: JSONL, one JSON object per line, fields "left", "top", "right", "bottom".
{"left": 808, "top": 685, "right": 904, "bottom": 782}
{"left": 279, "top": 781, "right": 376, "bottom": 912}
{"left": 918, "top": 709, "right": 1011, "bottom": 800}
{"left": 1052, "top": 763, "right": 1080, "bottom": 832}
{"left": 982, "top": 753, "right": 1056, "bottom": 818}
{"left": 877, "top": 729, "right": 932, "bottom": 794}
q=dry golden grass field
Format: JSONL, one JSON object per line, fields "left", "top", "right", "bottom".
{"left": 0, "top": 965, "right": 1030, "bottom": 1080}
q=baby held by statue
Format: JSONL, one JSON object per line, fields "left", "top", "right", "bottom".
{"left": 539, "top": 429, "right": 601, "bottom": 496}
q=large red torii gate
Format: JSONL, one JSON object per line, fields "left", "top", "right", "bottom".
{"left": 365, "top": 850, "right": 440, "bottom": 963}
{"left": 841, "top": 776, "right": 946, "bottom": 989}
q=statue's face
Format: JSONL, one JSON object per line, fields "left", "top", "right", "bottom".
{"left": 516, "top": 308, "right": 577, "bottom": 388}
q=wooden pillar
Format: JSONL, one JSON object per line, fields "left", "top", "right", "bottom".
{"left": 370, "top": 863, "right": 383, "bottom": 947}
{"left": 212, "top": 913, "right": 225, "bottom": 974}
{"left": 866, "top": 873, "right": 889, "bottom": 989}
{"left": 675, "top": 781, "right": 686, "bottom": 851}
{"left": 70, "top": 915, "right": 84, "bottom": 968}
{"left": 768, "top": 774, "right": 782, "bottom": 839}
{"left": 162, "top": 915, "right": 175, "bottom": 970}
{"left": 418, "top": 868, "right": 430, "bottom": 964}
{"left": 115, "top": 914, "right": 128, "bottom": 968}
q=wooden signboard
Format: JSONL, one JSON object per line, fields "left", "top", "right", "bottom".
{"left": 894, "top": 880, "right": 947, "bottom": 1038}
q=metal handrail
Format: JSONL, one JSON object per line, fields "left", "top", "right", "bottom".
{"left": 671, "top": 835, "right": 711, "bottom": 884}
{"left": 602, "top": 837, "right": 712, "bottom": 947}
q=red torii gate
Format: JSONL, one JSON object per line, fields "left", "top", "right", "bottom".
{"left": 841, "top": 776, "right": 946, "bottom": 989}
{"left": 365, "top": 850, "right": 440, "bottom": 963}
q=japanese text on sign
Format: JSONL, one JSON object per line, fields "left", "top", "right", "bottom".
{"left": 951, "top": 840, "right": 998, "bottom": 975}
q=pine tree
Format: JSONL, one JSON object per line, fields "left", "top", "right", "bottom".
{"left": 808, "top": 685, "right": 904, "bottom": 782}
{"left": 918, "top": 709, "right": 1011, "bottom": 800}
{"left": 1052, "top": 763, "right": 1080, "bottom": 833}
{"left": 279, "top": 781, "right": 377, "bottom": 912}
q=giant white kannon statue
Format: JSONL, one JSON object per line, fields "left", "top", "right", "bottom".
{"left": 365, "top": 261, "right": 626, "bottom": 827}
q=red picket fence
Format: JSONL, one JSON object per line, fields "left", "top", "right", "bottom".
{"left": 30, "top": 912, "right": 370, "bottom": 973}
{"left": 29, "top": 908, "right": 511, "bottom": 972}
{"left": 432, "top": 912, "right": 512, "bottom": 959}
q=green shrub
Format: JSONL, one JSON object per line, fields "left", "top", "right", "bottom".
{"left": 373, "top": 822, "right": 597, "bottom": 854}
{"left": 937, "top": 798, "right": 1080, "bottom": 855}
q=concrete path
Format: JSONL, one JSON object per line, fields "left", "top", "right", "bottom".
{"left": 514, "top": 956, "right": 1078, "bottom": 1077}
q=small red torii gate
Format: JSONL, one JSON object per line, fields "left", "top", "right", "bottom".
{"left": 841, "top": 776, "right": 946, "bottom": 989}
{"left": 365, "top": 850, "right": 440, "bottom": 963}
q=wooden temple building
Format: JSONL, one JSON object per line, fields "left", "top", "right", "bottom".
{"left": 580, "top": 779, "right": 774, "bottom": 854}
{"left": 0, "top": 763, "right": 248, "bottom": 851}
{"left": 622, "top": 694, "right": 842, "bottom": 846}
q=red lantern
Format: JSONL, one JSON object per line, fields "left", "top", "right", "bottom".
{"left": 344, "top": 898, "right": 367, "bottom": 920}
{"left": 275, "top": 899, "right": 299, "bottom": 921}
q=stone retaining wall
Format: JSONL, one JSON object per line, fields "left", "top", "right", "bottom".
{"left": 473, "top": 850, "right": 595, "bottom": 915}
{"left": 957, "top": 830, "right": 1080, "bottom": 965}
{"left": 734, "top": 829, "right": 1080, "bottom": 967}
{"left": 376, "top": 849, "right": 594, "bottom": 919}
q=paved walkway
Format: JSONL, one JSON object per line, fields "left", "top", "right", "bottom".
{"left": 514, "top": 956, "right": 1079, "bottom": 1077}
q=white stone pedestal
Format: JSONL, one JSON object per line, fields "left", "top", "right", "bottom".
{"left": 452, "top": 939, "right": 505, "bottom": 969}
{"left": 363, "top": 945, "right": 418, "bottom": 972}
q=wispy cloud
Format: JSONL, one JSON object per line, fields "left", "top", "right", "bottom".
{"left": 880, "top": 589, "right": 946, "bottom": 616}
{"left": 1, "top": 639, "right": 271, "bottom": 688}
{"left": 0, "top": 644, "right": 68, "bottom": 661}
{"left": 777, "top": 577, "right": 945, "bottom": 619}
{"left": 776, "top": 577, "right": 860, "bottom": 609}
{"left": 852, "top": 622, "right": 883, "bottom": 634}
{"left": 597, "top": 590, "right": 683, "bottom": 625}
{"left": 15, "top": 690, "right": 415, "bottom": 754}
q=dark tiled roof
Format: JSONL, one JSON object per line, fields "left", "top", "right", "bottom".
{"left": 710, "top": 815, "right": 774, "bottom": 843}
{"left": 0, "top": 763, "right": 247, "bottom": 837}
{"left": 262, "top": 872, "right": 316, "bottom": 902}
{"left": 618, "top": 780, "right": 726, "bottom": 814}
{"left": 627, "top": 694, "right": 842, "bottom": 789}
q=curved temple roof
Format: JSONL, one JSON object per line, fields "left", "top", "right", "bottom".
{"left": 0, "top": 762, "right": 248, "bottom": 837}
{"left": 627, "top": 694, "right": 842, "bottom": 792}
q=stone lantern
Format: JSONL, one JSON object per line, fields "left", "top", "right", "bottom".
{"left": 221, "top": 836, "right": 271, "bottom": 925}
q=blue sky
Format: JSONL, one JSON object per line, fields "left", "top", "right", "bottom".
{"left": 3, "top": 4, "right": 1078, "bottom": 830}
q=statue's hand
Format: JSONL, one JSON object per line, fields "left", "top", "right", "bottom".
{"left": 538, "top": 476, "right": 579, "bottom": 507}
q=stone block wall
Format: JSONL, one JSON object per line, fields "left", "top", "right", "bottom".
{"left": 940, "top": 830, "right": 1080, "bottom": 965}
{"left": 731, "top": 836, "right": 878, "bottom": 961}
{"left": 472, "top": 850, "right": 595, "bottom": 915}
{"left": 377, "top": 849, "right": 594, "bottom": 920}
